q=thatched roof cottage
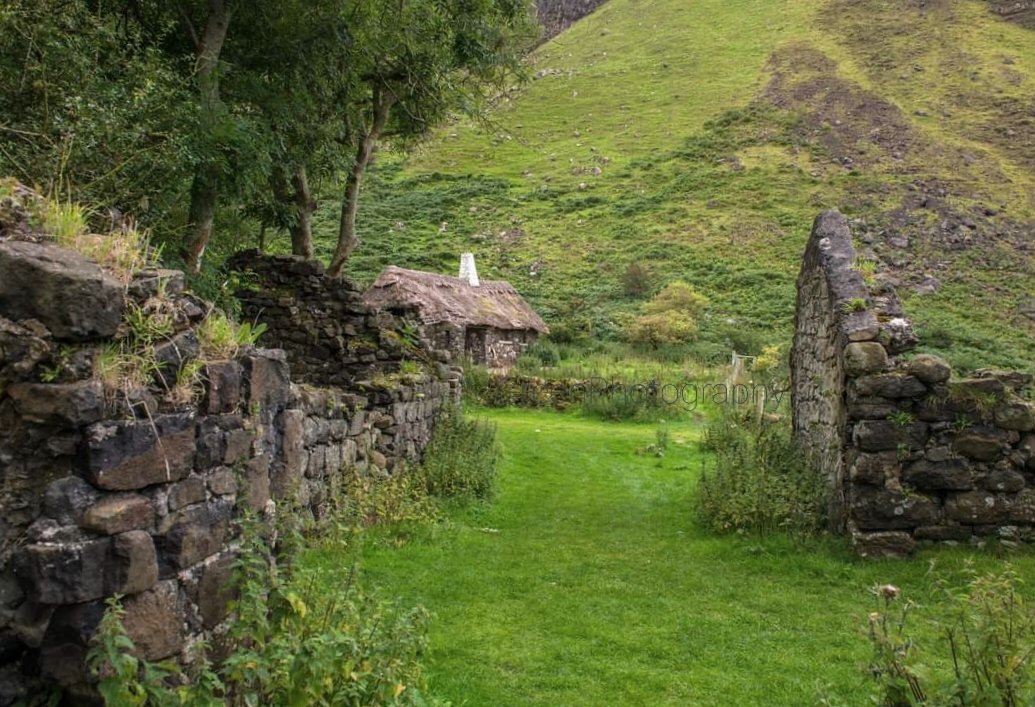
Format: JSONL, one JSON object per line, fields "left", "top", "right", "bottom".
{"left": 363, "top": 254, "right": 548, "bottom": 368}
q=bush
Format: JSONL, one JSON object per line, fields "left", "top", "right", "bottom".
{"left": 621, "top": 262, "right": 652, "bottom": 298}
{"left": 859, "top": 567, "right": 1035, "bottom": 706}
{"left": 86, "top": 513, "right": 438, "bottom": 706}
{"left": 418, "top": 405, "right": 500, "bottom": 500}
{"left": 696, "top": 413, "right": 826, "bottom": 537}
{"left": 579, "top": 379, "right": 673, "bottom": 423}
{"left": 626, "top": 281, "right": 708, "bottom": 349}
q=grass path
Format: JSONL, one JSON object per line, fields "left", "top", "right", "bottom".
{"left": 341, "top": 409, "right": 1035, "bottom": 705}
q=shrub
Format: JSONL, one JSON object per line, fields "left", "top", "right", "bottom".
{"left": 860, "top": 567, "right": 1035, "bottom": 706}
{"left": 418, "top": 405, "right": 500, "bottom": 500}
{"left": 696, "top": 413, "right": 826, "bottom": 538}
{"left": 626, "top": 310, "right": 700, "bottom": 348}
{"left": 85, "top": 513, "right": 437, "bottom": 706}
{"left": 621, "top": 262, "right": 652, "bottom": 298}
{"left": 626, "top": 281, "right": 708, "bottom": 349}
{"left": 196, "top": 310, "right": 267, "bottom": 360}
{"left": 579, "top": 379, "right": 672, "bottom": 422}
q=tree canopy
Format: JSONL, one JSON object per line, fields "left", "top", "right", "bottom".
{"left": 0, "top": 0, "right": 535, "bottom": 277}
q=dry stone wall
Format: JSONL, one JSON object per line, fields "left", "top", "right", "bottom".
{"left": 792, "top": 210, "right": 1035, "bottom": 557}
{"left": 0, "top": 244, "right": 458, "bottom": 704}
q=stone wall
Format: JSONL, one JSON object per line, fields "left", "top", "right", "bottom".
{"left": 791, "top": 210, "right": 1035, "bottom": 557}
{"left": 227, "top": 251, "right": 461, "bottom": 389}
{"left": 0, "top": 244, "right": 458, "bottom": 703}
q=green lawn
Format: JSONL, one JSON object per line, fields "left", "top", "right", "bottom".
{"left": 310, "top": 409, "right": 1035, "bottom": 705}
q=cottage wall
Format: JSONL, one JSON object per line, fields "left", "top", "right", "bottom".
{"left": 484, "top": 329, "right": 538, "bottom": 369}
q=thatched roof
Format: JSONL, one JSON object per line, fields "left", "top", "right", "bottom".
{"left": 363, "top": 266, "right": 548, "bottom": 333}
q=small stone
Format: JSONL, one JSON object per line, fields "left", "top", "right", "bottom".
{"left": 852, "top": 530, "right": 915, "bottom": 558}
{"left": 984, "top": 469, "right": 1025, "bottom": 494}
{"left": 82, "top": 494, "right": 153, "bottom": 535}
{"left": 198, "top": 554, "right": 236, "bottom": 629}
{"left": 152, "top": 330, "right": 200, "bottom": 388}
{"left": 122, "top": 581, "right": 183, "bottom": 661}
{"left": 43, "top": 477, "right": 101, "bottom": 526}
{"left": 947, "top": 491, "right": 1010, "bottom": 524}
{"left": 907, "top": 354, "right": 951, "bottom": 384}
{"left": 202, "top": 361, "right": 242, "bottom": 414}
{"left": 994, "top": 402, "right": 1035, "bottom": 432}
{"left": 903, "top": 459, "right": 972, "bottom": 491}
{"left": 851, "top": 487, "right": 939, "bottom": 530}
{"left": 25, "top": 539, "right": 111, "bottom": 604}
{"left": 843, "top": 342, "right": 888, "bottom": 376}
{"left": 207, "top": 468, "right": 237, "bottom": 496}
{"left": 155, "top": 502, "right": 230, "bottom": 575}
{"left": 953, "top": 432, "right": 1004, "bottom": 461}
{"left": 110, "top": 530, "right": 158, "bottom": 595}
{"left": 168, "top": 477, "right": 206, "bottom": 511}
{"left": 851, "top": 373, "right": 926, "bottom": 398}
{"left": 84, "top": 414, "right": 196, "bottom": 490}
{"left": 6, "top": 380, "right": 105, "bottom": 427}
{"left": 853, "top": 420, "right": 929, "bottom": 453}
{"left": 369, "top": 450, "right": 388, "bottom": 470}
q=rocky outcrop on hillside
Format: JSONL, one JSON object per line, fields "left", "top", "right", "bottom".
{"left": 536, "top": 0, "right": 609, "bottom": 41}
{"left": 986, "top": 0, "right": 1035, "bottom": 28}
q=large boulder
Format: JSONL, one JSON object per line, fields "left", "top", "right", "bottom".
{"left": 0, "top": 241, "right": 124, "bottom": 340}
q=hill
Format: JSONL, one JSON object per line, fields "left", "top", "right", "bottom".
{"left": 308, "top": 0, "right": 1035, "bottom": 370}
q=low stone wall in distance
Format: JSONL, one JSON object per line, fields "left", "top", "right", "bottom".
{"left": 791, "top": 210, "right": 1035, "bottom": 557}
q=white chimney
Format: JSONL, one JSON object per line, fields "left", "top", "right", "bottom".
{"left": 459, "top": 252, "right": 480, "bottom": 287}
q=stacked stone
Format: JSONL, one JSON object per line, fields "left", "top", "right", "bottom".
{"left": 792, "top": 210, "right": 1035, "bottom": 558}
{"left": 227, "top": 251, "right": 461, "bottom": 391}
{"left": 0, "top": 241, "right": 460, "bottom": 703}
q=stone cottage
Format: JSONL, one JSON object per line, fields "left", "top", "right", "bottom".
{"left": 363, "top": 254, "right": 548, "bottom": 368}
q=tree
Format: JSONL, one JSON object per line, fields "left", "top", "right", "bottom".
{"left": 324, "top": 0, "right": 535, "bottom": 277}
{"left": 626, "top": 281, "right": 708, "bottom": 348}
{"left": 0, "top": 1, "right": 195, "bottom": 229}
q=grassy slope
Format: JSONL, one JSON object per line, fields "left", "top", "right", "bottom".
{"left": 326, "top": 409, "right": 1035, "bottom": 705}
{"left": 306, "top": 0, "right": 1035, "bottom": 370}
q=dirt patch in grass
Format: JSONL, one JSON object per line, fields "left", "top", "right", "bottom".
{"left": 762, "top": 44, "right": 916, "bottom": 169}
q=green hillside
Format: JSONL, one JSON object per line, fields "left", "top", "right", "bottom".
{"left": 311, "top": 0, "right": 1035, "bottom": 370}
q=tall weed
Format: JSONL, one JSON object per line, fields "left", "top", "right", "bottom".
{"left": 697, "top": 413, "right": 826, "bottom": 538}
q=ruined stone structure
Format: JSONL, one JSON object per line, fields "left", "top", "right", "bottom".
{"left": 792, "top": 210, "right": 1035, "bottom": 557}
{"left": 0, "top": 243, "right": 459, "bottom": 703}
{"left": 362, "top": 255, "right": 548, "bottom": 370}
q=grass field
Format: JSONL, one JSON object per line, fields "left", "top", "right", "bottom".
{"left": 290, "top": 0, "right": 1035, "bottom": 371}
{"left": 305, "top": 409, "right": 1035, "bottom": 705}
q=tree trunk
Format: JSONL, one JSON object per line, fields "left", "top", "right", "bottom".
{"left": 271, "top": 163, "right": 316, "bottom": 257}
{"left": 327, "top": 88, "right": 395, "bottom": 278}
{"left": 182, "top": 0, "right": 233, "bottom": 274}
{"left": 290, "top": 164, "right": 315, "bottom": 257}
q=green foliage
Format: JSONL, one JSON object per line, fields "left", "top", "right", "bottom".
{"left": 196, "top": 311, "right": 267, "bottom": 361}
{"left": 620, "top": 262, "right": 653, "bottom": 298}
{"left": 418, "top": 406, "right": 500, "bottom": 500}
{"left": 887, "top": 410, "right": 916, "bottom": 427}
{"left": 697, "top": 413, "right": 826, "bottom": 538}
{"left": 861, "top": 567, "right": 1035, "bottom": 706}
{"left": 83, "top": 513, "right": 438, "bottom": 707}
{"left": 87, "top": 595, "right": 196, "bottom": 707}
{"left": 626, "top": 282, "right": 707, "bottom": 349}
{"left": 841, "top": 298, "right": 868, "bottom": 314}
